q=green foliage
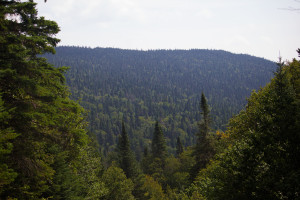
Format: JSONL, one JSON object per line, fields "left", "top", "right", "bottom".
{"left": 151, "top": 121, "right": 167, "bottom": 162}
{"left": 0, "top": 1, "right": 98, "bottom": 199}
{"left": 178, "top": 148, "right": 196, "bottom": 175}
{"left": 141, "top": 122, "right": 169, "bottom": 187}
{"left": 176, "top": 137, "right": 184, "bottom": 157}
{"left": 190, "top": 93, "right": 215, "bottom": 182}
{"left": 3, "top": 1, "right": 297, "bottom": 199}
{"left": 143, "top": 147, "right": 193, "bottom": 194}
{"left": 74, "top": 143, "right": 108, "bottom": 200}
{"left": 142, "top": 175, "right": 166, "bottom": 200}
{"left": 102, "top": 164, "right": 135, "bottom": 200}
{"left": 116, "top": 121, "right": 140, "bottom": 179}
{"left": 0, "top": 94, "right": 18, "bottom": 192}
{"left": 44, "top": 46, "right": 275, "bottom": 155}
{"left": 164, "top": 156, "right": 189, "bottom": 190}
{"left": 45, "top": 145, "right": 82, "bottom": 200}
{"left": 188, "top": 55, "right": 300, "bottom": 199}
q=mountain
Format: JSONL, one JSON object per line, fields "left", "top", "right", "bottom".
{"left": 44, "top": 46, "right": 276, "bottom": 156}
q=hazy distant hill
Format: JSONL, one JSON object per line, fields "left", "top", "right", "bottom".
{"left": 44, "top": 46, "right": 276, "bottom": 156}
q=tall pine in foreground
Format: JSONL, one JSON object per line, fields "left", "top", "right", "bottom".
{"left": 190, "top": 93, "right": 215, "bottom": 181}
{"left": 0, "top": 1, "right": 105, "bottom": 199}
{"left": 116, "top": 121, "right": 139, "bottom": 179}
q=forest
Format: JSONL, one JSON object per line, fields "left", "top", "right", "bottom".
{"left": 1, "top": 1, "right": 299, "bottom": 200}
{"left": 44, "top": 46, "right": 276, "bottom": 157}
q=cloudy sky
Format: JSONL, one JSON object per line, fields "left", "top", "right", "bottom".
{"left": 37, "top": 0, "right": 300, "bottom": 61}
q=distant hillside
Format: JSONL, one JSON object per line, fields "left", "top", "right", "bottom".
{"left": 44, "top": 46, "right": 276, "bottom": 156}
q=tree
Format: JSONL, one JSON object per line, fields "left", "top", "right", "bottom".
{"left": 190, "top": 93, "right": 215, "bottom": 181}
{"left": 141, "top": 175, "right": 166, "bottom": 200}
{"left": 189, "top": 52, "right": 300, "bottom": 199}
{"left": 151, "top": 121, "right": 167, "bottom": 162}
{"left": 176, "top": 136, "right": 184, "bottom": 157}
{"left": 102, "top": 164, "right": 135, "bottom": 200}
{"left": 0, "top": 93, "right": 18, "bottom": 192}
{"left": 0, "top": 1, "right": 90, "bottom": 198}
{"left": 116, "top": 121, "right": 139, "bottom": 179}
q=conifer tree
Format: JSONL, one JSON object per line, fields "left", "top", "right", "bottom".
{"left": 117, "top": 121, "right": 138, "bottom": 179}
{"left": 190, "top": 93, "right": 215, "bottom": 181}
{"left": 176, "top": 136, "right": 184, "bottom": 157}
{"left": 188, "top": 52, "right": 300, "bottom": 199}
{"left": 0, "top": 1, "right": 93, "bottom": 198}
{"left": 0, "top": 94, "right": 17, "bottom": 191}
{"left": 151, "top": 121, "right": 167, "bottom": 162}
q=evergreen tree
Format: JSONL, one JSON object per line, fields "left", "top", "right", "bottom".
{"left": 141, "top": 146, "right": 152, "bottom": 175}
{"left": 117, "top": 121, "right": 138, "bottom": 179}
{"left": 189, "top": 52, "right": 300, "bottom": 199}
{"left": 190, "top": 93, "right": 215, "bottom": 181}
{"left": 151, "top": 121, "right": 167, "bottom": 162}
{"left": 0, "top": 93, "right": 18, "bottom": 192}
{"left": 176, "top": 136, "right": 184, "bottom": 157}
{"left": 0, "top": 1, "right": 91, "bottom": 199}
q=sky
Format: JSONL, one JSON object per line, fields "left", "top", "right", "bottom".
{"left": 36, "top": 0, "right": 300, "bottom": 62}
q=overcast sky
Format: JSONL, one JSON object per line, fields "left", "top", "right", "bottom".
{"left": 37, "top": 0, "right": 300, "bottom": 61}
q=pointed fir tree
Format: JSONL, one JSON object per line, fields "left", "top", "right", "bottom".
{"left": 190, "top": 93, "right": 215, "bottom": 181}
{"left": 0, "top": 1, "right": 99, "bottom": 199}
{"left": 116, "top": 121, "right": 138, "bottom": 179}
{"left": 176, "top": 137, "right": 184, "bottom": 157}
{"left": 151, "top": 121, "right": 167, "bottom": 162}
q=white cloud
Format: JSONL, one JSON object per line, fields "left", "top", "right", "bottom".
{"left": 195, "top": 8, "right": 214, "bottom": 19}
{"left": 260, "top": 36, "right": 273, "bottom": 45}
{"left": 35, "top": 0, "right": 300, "bottom": 61}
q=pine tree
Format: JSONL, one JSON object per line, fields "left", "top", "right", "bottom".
{"left": 176, "top": 136, "right": 184, "bottom": 157}
{"left": 0, "top": 1, "right": 90, "bottom": 198}
{"left": 190, "top": 93, "right": 215, "bottom": 181}
{"left": 117, "top": 121, "right": 138, "bottom": 179}
{"left": 0, "top": 93, "right": 18, "bottom": 192}
{"left": 151, "top": 121, "right": 167, "bottom": 162}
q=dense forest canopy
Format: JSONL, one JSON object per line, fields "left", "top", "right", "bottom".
{"left": 0, "top": 0, "right": 107, "bottom": 199}
{"left": 44, "top": 46, "right": 276, "bottom": 155}
{"left": 2, "top": 1, "right": 299, "bottom": 199}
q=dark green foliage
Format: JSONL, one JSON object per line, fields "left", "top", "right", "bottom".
{"left": 190, "top": 93, "right": 215, "bottom": 181}
{"left": 3, "top": 1, "right": 296, "bottom": 199}
{"left": 200, "top": 93, "right": 210, "bottom": 133}
{"left": 102, "top": 165, "right": 135, "bottom": 200}
{"left": 0, "top": 1, "right": 98, "bottom": 199}
{"left": 142, "top": 122, "right": 168, "bottom": 187}
{"left": 45, "top": 145, "right": 81, "bottom": 199}
{"left": 189, "top": 54, "right": 300, "bottom": 199}
{"left": 176, "top": 137, "right": 184, "bottom": 157}
{"left": 0, "top": 93, "right": 18, "bottom": 192}
{"left": 117, "top": 121, "right": 139, "bottom": 179}
{"left": 44, "top": 46, "right": 276, "bottom": 155}
{"left": 151, "top": 121, "right": 167, "bottom": 162}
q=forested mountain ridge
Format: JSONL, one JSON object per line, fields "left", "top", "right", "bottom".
{"left": 2, "top": 1, "right": 299, "bottom": 199}
{"left": 44, "top": 46, "right": 276, "bottom": 155}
